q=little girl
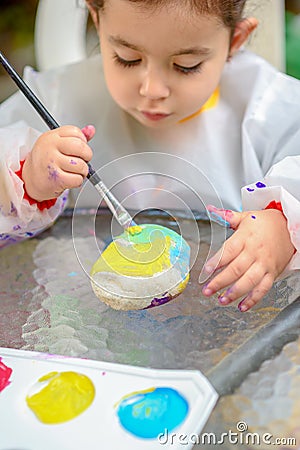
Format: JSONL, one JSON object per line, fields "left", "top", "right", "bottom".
{"left": 0, "top": 0, "right": 299, "bottom": 312}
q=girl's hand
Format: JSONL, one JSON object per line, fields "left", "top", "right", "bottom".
{"left": 202, "top": 207, "right": 295, "bottom": 312}
{"left": 22, "top": 125, "right": 95, "bottom": 201}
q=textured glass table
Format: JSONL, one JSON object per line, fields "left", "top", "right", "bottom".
{"left": 1, "top": 208, "right": 299, "bottom": 449}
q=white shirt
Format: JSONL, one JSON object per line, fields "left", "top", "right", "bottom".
{"left": 0, "top": 49, "right": 300, "bottom": 270}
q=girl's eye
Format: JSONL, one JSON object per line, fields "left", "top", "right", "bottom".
{"left": 174, "top": 62, "right": 203, "bottom": 75}
{"left": 113, "top": 54, "right": 141, "bottom": 68}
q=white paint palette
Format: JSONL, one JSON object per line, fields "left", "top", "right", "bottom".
{"left": 0, "top": 347, "right": 218, "bottom": 450}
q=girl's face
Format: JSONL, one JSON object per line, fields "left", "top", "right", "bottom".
{"left": 93, "top": 0, "right": 233, "bottom": 128}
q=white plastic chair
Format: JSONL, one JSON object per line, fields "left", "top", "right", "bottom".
{"left": 34, "top": 0, "right": 286, "bottom": 71}
{"left": 34, "top": 0, "right": 89, "bottom": 71}
{"left": 244, "top": 0, "right": 286, "bottom": 71}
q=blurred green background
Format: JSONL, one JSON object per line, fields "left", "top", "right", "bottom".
{"left": 286, "top": 0, "right": 300, "bottom": 79}
{"left": 0, "top": 0, "right": 39, "bottom": 102}
{"left": 0, "top": 0, "right": 299, "bottom": 103}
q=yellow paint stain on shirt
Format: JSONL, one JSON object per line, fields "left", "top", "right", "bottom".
{"left": 91, "top": 236, "right": 172, "bottom": 277}
{"left": 26, "top": 371, "right": 95, "bottom": 424}
{"left": 179, "top": 87, "right": 220, "bottom": 124}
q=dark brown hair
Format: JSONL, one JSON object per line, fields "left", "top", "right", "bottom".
{"left": 85, "top": 0, "right": 248, "bottom": 31}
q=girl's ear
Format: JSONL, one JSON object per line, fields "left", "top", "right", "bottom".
{"left": 229, "top": 17, "right": 258, "bottom": 56}
{"left": 86, "top": 4, "right": 100, "bottom": 29}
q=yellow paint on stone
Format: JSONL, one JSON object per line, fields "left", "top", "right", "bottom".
{"left": 126, "top": 225, "right": 143, "bottom": 236}
{"left": 91, "top": 235, "right": 173, "bottom": 278}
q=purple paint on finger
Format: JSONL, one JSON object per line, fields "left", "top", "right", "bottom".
{"left": 70, "top": 159, "right": 77, "bottom": 165}
{"left": 251, "top": 215, "right": 256, "bottom": 219}
{"left": 47, "top": 165, "right": 59, "bottom": 181}
{"left": 10, "top": 202, "right": 17, "bottom": 213}
{"left": 238, "top": 299, "right": 248, "bottom": 312}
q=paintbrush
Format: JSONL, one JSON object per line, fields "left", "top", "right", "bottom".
{"left": 0, "top": 50, "right": 136, "bottom": 229}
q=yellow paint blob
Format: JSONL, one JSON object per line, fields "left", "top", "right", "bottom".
{"left": 26, "top": 371, "right": 95, "bottom": 424}
{"left": 91, "top": 235, "right": 172, "bottom": 278}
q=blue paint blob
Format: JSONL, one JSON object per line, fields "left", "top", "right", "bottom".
{"left": 116, "top": 387, "right": 189, "bottom": 439}
{"left": 255, "top": 182, "right": 266, "bottom": 188}
{"left": 246, "top": 187, "right": 255, "bottom": 192}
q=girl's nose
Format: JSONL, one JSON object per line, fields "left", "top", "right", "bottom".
{"left": 139, "top": 69, "right": 170, "bottom": 100}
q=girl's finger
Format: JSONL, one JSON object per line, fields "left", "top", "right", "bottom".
{"left": 216, "top": 262, "right": 267, "bottom": 305}
{"left": 57, "top": 170, "right": 86, "bottom": 190}
{"left": 56, "top": 125, "right": 88, "bottom": 141}
{"left": 59, "top": 155, "right": 89, "bottom": 178}
{"left": 206, "top": 205, "right": 244, "bottom": 230}
{"left": 81, "top": 125, "right": 96, "bottom": 141}
{"left": 204, "top": 231, "right": 244, "bottom": 275}
{"left": 237, "top": 273, "right": 275, "bottom": 312}
{"left": 202, "top": 251, "right": 254, "bottom": 297}
{"left": 57, "top": 137, "right": 93, "bottom": 161}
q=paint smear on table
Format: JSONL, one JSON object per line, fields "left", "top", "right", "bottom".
{"left": 115, "top": 387, "right": 189, "bottom": 438}
{"left": 0, "top": 357, "right": 13, "bottom": 392}
{"left": 26, "top": 371, "right": 95, "bottom": 424}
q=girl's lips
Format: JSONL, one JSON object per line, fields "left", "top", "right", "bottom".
{"left": 141, "top": 111, "right": 171, "bottom": 121}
